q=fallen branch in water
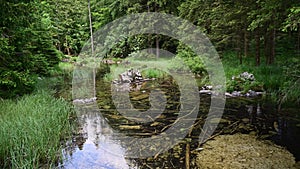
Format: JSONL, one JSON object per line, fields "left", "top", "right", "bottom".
{"left": 185, "top": 142, "right": 190, "bottom": 169}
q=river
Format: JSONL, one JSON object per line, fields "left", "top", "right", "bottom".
{"left": 58, "top": 76, "right": 300, "bottom": 169}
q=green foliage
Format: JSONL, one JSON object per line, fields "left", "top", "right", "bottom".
{"left": 96, "top": 63, "right": 111, "bottom": 79}
{"left": 0, "top": 70, "right": 36, "bottom": 97}
{"left": 179, "top": 0, "right": 300, "bottom": 65}
{"left": 279, "top": 79, "right": 300, "bottom": 104}
{"left": 179, "top": 0, "right": 252, "bottom": 50}
{"left": 283, "top": 6, "right": 300, "bottom": 31}
{"left": 176, "top": 44, "right": 206, "bottom": 75}
{"left": 223, "top": 51, "right": 281, "bottom": 92}
{"left": 103, "top": 73, "right": 113, "bottom": 82}
{"left": 0, "top": 1, "right": 64, "bottom": 98}
{"left": 90, "top": 0, "right": 181, "bottom": 59}
{"left": 46, "top": 0, "right": 89, "bottom": 55}
{"left": 222, "top": 51, "right": 300, "bottom": 103}
{"left": 142, "top": 68, "right": 166, "bottom": 79}
{"left": 129, "top": 50, "right": 157, "bottom": 60}
{"left": 226, "top": 75, "right": 264, "bottom": 93}
{"left": 1, "top": 0, "right": 299, "bottom": 104}
{"left": 0, "top": 90, "right": 73, "bottom": 168}
{"left": 167, "top": 56, "right": 190, "bottom": 72}
{"left": 278, "top": 56, "right": 300, "bottom": 104}
{"left": 184, "top": 57, "right": 206, "bottom": 75}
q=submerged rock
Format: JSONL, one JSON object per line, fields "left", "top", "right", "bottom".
{"left": 200, "top": 86, "right": 264, "bottom": 98}
{"left": 73, "top": 97, "right": 97, "bottom": 104}
{"left": 199, "top": 90, "right": 212, "bottom": 95}
{"left": 225, "top": 90, "right": 265, "bottom": 97}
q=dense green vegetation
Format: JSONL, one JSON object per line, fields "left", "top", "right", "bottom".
{"left": 0, "top": 0, "right": 88, "bottom": 98}
{"left": 2, "top": 0, "right": 299, "bottom": 103}
{"left": 0, "top": 89, "right": 73, "bottom": 168}
{"left": 0, "top": 58, "right": 74, "bottom": 168}
{"left": 222, "top": 50, "right": 300, "bottom": 104}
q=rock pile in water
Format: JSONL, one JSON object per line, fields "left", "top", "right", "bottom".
{"left": 115, "top": 68, "right": 143, "bottom": 84}
{"left": 112, "top": 69, "right": 151, "bottom": 92}
{"left": 199, "top": 72, "right": 265, "bottom": 97}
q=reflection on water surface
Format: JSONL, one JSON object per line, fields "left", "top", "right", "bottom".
{"left": 60, "top": 79, "right": 300, "bottom": 168}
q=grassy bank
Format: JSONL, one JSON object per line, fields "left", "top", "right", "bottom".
{"left": 222, "top": 51, "right": 300, "bottom": 104}
{"left": 0, "top": 89, "right": 73, "bottom": 168}
{"left": 223, "top": 51, "right": 284, "bottom": 91}
{"left": 102, "top": 56, "right": 205, "bottom": 82}
{"left": 99, "top": 52, "right": 299, "bottom": 104}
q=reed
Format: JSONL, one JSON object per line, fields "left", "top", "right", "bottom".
{"left": 0, "top": 90, "right": 73, "bottom": 168}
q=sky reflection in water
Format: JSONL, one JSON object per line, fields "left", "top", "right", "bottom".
{"left": 62, "top": 112, "right": 132, "bottom": 169}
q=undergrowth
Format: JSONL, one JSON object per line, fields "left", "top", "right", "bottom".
{"left": 0, "top": 62, "right": 74, "bottom": 168}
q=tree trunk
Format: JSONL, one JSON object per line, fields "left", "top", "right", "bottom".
{"left": 269, "top": 28, "right": 276, "bottom": 64}
{"left": 264, "top": 31, "right": 270, "bottom": 65}
{"left": 185, "top": 143, "right": 190, "bottom": 169}
{"left": 236, "top": 34, "right": 242, "bottom": 64}
{"left": 255, "top": 29, "right": 261, "bottom": 66}
{"left": 244, "top": 28, "right": 248, "bottom": 57}
{"left": 156, "top": 35, "right": 159, "bottom": 58}
{"left": 88, "top": 0, "right": 94, "bottom": 55}
{"left": 66, "top": 47, "right": 71, "bottom": 56}
{"left": 267, "top": 15, "right": 276, "bottom": 65}
{"left": 147, "top": 4, "right": 152, "bottom": 54}
{"left": 155, "top": 5, "right": 159, "bottom": 58}
{"left": 298, "top": 23, "right": 300, "bottom": 56}
{"left": 88, "top": 0, "right": 95, "bottom": 98}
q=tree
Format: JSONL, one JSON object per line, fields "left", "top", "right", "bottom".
{"left": 179, "top": 0, "right": 298, "bottom": 66}
{"left": 247, "top": 0, "right": 294, "bottom": 65}
{"left": 0, "top": 1, "right": 61, "bottom": 98}
{"left": 89, "top": 0, "right": 182, "bottom": 58}
{"left": 283, "top": 5, "right": 300, "bottom": 55}
{"left": 46, "top": 0, "right": 89, "bottom": 55}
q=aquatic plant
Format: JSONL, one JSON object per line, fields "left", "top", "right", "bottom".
{"left": 0, "top": 90, "right": 73, "bottom": 168}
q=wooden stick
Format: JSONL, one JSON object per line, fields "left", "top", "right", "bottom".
{"left": 185, "top": 143, "right": 190, "bottom": 169}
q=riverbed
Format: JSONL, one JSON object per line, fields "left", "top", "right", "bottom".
{"left": 58, "top": 75, "right": 300, "bottom": 169}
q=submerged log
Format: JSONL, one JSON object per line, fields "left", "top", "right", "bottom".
{"left": 119, "top": 125, "right": 141, "bottom": 130}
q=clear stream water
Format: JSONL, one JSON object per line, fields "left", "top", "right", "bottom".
{"left": 58, "top": 79, "right": 300, "bottom": 169}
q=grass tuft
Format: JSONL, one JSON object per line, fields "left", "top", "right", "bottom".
{"left": 0, "top": 90, "right": 73, "bottom": 168}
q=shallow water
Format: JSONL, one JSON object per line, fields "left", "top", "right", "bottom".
{"left": 61, "top": 111, "right": 131, "bottom": 169}
{"left": 59, "top": 78, "right": 300, "bottom": 168}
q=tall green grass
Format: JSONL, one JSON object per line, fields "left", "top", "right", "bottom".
{"left": 141, "top": 68, "right": 166, "bottom": 78}
{"left": 222, "top": 51, "right": 286, "bottom": 92}
{"left": 0, "top": 90, "right": 73, "bottom": 168}
{"left": 222, "top": 51, "right": 300, "bottom": 104}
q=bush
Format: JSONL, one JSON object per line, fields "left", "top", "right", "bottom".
{"left": 176, "top": 44, "right": 206, "bottom": 75}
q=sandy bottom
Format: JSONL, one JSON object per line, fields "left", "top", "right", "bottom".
{"left": 195, "top": 134, "right": 298, "bottom": 169}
